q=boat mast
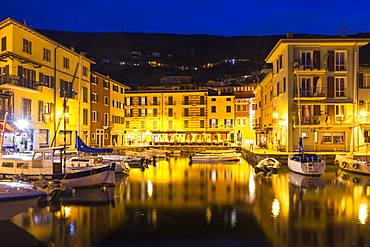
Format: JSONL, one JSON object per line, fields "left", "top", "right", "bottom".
{"left": 0, "top": 111, "right": 8, "bottom": 158}
{"left": 297, "top": 75, "right": 302, "bottom": 142}
{"left": 77, "top": 53, "right": 82, "bottom": 156}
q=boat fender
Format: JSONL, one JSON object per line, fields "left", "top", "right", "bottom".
{"left": 352, "top": 163, "right": 358, "bottom": 169}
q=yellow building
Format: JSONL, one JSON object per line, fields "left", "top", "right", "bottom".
{"left": 124, "top": 89, "right": 210, "bottom": 144}
{"left": 256, "top": 37, "right": 369, "bottom": 152}
{"left": 109, "top": 78, "right": 127, "bottom": 146}
{"left": 0, "top": 18, "right": 93, "bottom": 150}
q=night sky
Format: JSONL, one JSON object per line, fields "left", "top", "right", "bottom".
{"left": 1, "top": 0, "right": 370, "bottom": 36}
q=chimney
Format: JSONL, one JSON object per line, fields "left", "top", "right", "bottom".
{"left": 71, "top": 47, "right": 75, "bottom": 51}
{"left": 286, "top": 32, "right": 294, "bottom": 39}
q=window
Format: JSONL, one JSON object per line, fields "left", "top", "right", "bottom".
{"left": 211, "top": 98, "right": 216, "bottom": 102}
{"left": 140, "top": 108, "right": 147, "bottom": 117}
{"left": 168, "top": 120, "right": 173, "bottom": 130}
{"left": 184, "top": 120, "right": 189, "bottom": 128}
{"left": 141, "top": 121, "right": 145, "bottom": 129}
{"left": 237, "top": 105, "right": 241, "bottom": 111}
{"left": 168, "top": 108, "right": 173, "bottom": 117}
{"left": 91, "top": 92, "right": 98, "bottom": 103}
{"left": 335, "top": 51, "right": 346, "bottom": 71}
{"left": 91, "top": 75, "right": 97, "bottom": 84}
{"left": 104, "top": 96, "right": 109, "bottom": 106}
{"left": 92, "top": 111, "right": 98, "bottom": 122}
{"left": 82, "top": 66, "right": 88, "bottom": 76}
{"left": 152, "top": 97, "right": 158, "bottom": 105}
{"left": 168, "top": 96, "right": 174, "bottom": 105}
{"left": 210, "top": 119, "right": 218, "bottom": 128}
{"left": 63, "top": 57, "right": 70, "bottom": 69}
{"left": 364, "top": 130, "right": 370, "bottom": 143}
{"left": 200, "top": 120, "right": 205, "bottom": 128}
{"left": 335, "top": 105, "right": 345, "bottom": 122}
{"left": 184, "top": 96, "right": 189, "bottom": 105}
{"left": 140, "top": 97, "right": 147, "bottom": 106}
{"left": 211, "top": 106, "right": 216, "bottom": 113}
{"left": 103, "top": 80, "right": 109, "bottom": 89}
{"left": 300, "top": 51, "right": 312, "bottom": 69}
{"left": 39, "top": 129, "right": 49, "bottom": 146}
{"left": 120, "top": 88, "right": 124, "bottom": 94}
{"left": 153, "top": 120, "right": 158, "bottom": 130}
{"left": 200, "top": 108, "right": 205, "bottom": 116}
{"left": 126, "top": 109, "right": 132, "bottom": 117}
{"left": 242, "top": 105, "right": 247, "bottom": 111}
{"left": 301, "top": 77, "right": 311, "bottom": 97}
{"left": 91, "top": 133, "right": 95, "bottom": 139}
{"left": 226, "top": 98, "right": 231, "bottom": 101}
{"left": 126, "top": 97, "right": 131, "bottom": 106}
{"left": 153, "top": 108, "right": 158, "bottom": 117}
{"left": 83, "top": 109, "right": 88, "bottom": 125}
{"left": 104, "top": 113, "right": 109, "bottom": 127}
{"left": 226, "top": 106, "right": 231, "bottom": 113}
{"left": 113, "top": 84, "right": 119, "bottom": 92}
{"left": 126, "top": 121, "right": 130, "bottom": 129}
{"left": 22, "top": 98, "right": 32, "bottom": 118}
{"left": 335, "top": 77, "right": 346, "bottom": 97}
{"left": 43, "top": 48, "right": 51, "bottom": 62}
{"left": 276, "top": 82, "right": 280, "bottom": 96}
{"left": 82, "top": 87, "right": 88, "bottom": 103}
{"left": 1, "top": 37, "right": 6, "bottom": 51}
{"left": 38, "top": 101, "right": 43, "bottom": 122}
{"left": 22, "top": 39, "right": 32, "bottom": 54}
{"left": 333, "top": 133, "right": 344, "bottom": 144}
{"left": 225, "top": 119, "right": 233, "bottom": 128}
{"left": 321, "top": 133, "right": 332, "bottom": 143}
{"left": 200, "top": 96, "right": 205, "bottom": 105}
{"left": 184, "top": 108, "right": 189, "bottom": 116}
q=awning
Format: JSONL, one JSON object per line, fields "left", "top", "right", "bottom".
{"left": 0, "top": 123, "right": 15, "bottom": 132}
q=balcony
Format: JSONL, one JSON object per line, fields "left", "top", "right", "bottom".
{"left": 59, "top": 89, "right": 77, "bottom": 99}
{"left": 0, "top": 75, "right": 40, "bottom": 91}
{"left": 296, "top": 115, "right": 351, "bottom": 126}
{"left": 294, "top": 87, "right": 326, "bottom": 100}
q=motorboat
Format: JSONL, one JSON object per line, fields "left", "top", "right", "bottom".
{"left": 335, "top": 154, "right": 370, "bottom": 176}
{"left": 190, "top": 151, "right": 241, "bottom": 164}
{"left": 254, "top": 157, "right": 280, "bottom": 174}
{"left": 0, "top": 181, "right": 46, "bottom": 221}
{"left": 287, "top": 138, "right": 326, "bottom": 176}
{"left": 100, "top": 155, "right": 130, "bottom": 174}
{"left": 0, "top": 147, "right": 116, "bottom": 188}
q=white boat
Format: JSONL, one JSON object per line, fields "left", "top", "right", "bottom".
{"left": 190, "top": 151, "right": 241, "bottom": 163}
{"left": 0, "top": 147, "right": 115, "bottom": 188}
{"left": 335, "top": 154, "right": 370, "bottom": 175}
{"left": 254, "top": 157, "right": 280, "bottom": 174}
{"left": 0, "top": 181, "right": 46, "bottom": 221}
{"left": 288, "top": 153, "right": 326, "bottom": 175}
{"left": 100, "top": 155, "right": 130, "bottom": 174}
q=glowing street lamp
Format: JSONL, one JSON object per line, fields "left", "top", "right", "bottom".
{"left": 15, "top": 119, "right": 29, "bottom": 130}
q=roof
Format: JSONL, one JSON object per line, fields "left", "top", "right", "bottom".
{"left": 91, "top": 70, "right": 129, "bottom": 88}
{"left": 0, "top": 17, "right": 95, "bottom": 64}
{"left": 265, "top": 38, "right": 370, "bottom": 63}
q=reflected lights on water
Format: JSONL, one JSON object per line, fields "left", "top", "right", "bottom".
{"left": 271, "top": 198, "right": 280, "bottom": 218}
{"left": 358, "top": 203, "right": 368, "bottom": 225}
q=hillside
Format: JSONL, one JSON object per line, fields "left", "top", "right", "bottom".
{"left": 38, "top": 30, "right": 370, "bottom": 87}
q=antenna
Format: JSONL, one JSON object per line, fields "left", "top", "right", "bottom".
{"left": 23, "top": 20, "right": 27, "bottom": 27}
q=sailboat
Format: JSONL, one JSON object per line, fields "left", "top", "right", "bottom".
{"left": 287, "top": 74, "right": 326, "bottom": 175}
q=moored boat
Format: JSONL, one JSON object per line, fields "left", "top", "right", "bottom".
{"left": 190, "top": 151, "right": 241, "bottom": 164}
{"left": 335, "top": 154, "right": 370, "bottom": 176}
{"left": 0, "top": 181, "right": 46, "bottom": 221}
{"left": 254, "top": 157, "right": 280, "bottom": 174}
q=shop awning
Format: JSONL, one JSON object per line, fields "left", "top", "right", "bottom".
{"left": 0, "top": 123, "right": 15, "bottom": 132}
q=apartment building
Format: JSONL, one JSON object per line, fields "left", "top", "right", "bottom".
{"left": 110, "top": 78, "right": 127, "bottom": 146}
{"left": 208, "top": 92, "right": 235, "bottom": 143}
{"left": 124, "top": 90, "right": 210, "bottom": 144}
{"left": 255, "top": 37, "right": 369, "bottom": 152}
{"left": 0, "top": 18, "right": 93, "bottom": 150}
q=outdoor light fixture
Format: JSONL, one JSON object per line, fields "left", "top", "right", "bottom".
{"left": 273, "top": 112, "right": 279, "bottom": 119}
{"left": 15, "top": 119, "right": 29, "bottom": 130}
{"left": 360, "top": 111, "right": 366, "bottom": 117}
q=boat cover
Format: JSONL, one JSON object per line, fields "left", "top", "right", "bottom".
{"left": 76, "top": 136, "right": 113, "bottom": 154}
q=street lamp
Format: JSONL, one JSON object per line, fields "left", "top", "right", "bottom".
{"left": 15, "top": 118, "right": 29, "bottom": 130}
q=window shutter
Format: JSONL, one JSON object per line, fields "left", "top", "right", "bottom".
{"left": 18, "top": 66, "right": 23, "bottom": 78}
{"left": 327, "top": 76, "right": 334, "bottom": 97}
{"left": 358, "top": 73, "right": 364, "bottom": 88}
{"left": 314, "top": 105, "right": 320, "bottom": 116}
{"left": 39, "top": 73, "right": 43, "bottom": 84}
{"left": 327, "top": 51, "right": 334, "bottom": 71}
{"left": 313, "top": 50, "right": 320, "bottom": 69}
{"left": 328, "top": 105, "right": 335, "bottom": 123}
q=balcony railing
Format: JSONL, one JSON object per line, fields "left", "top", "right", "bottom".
{"left": 295, "top": 87, "right": 326, "bottom": 98}
{"left": 0, "top": 75, "right": 40, "bottom": 91}
{"left": 298, "top": 115, "right": 350, "bottom": 125}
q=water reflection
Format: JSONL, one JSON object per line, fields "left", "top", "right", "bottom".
{"left": 8, "top": 158, "right": 370, "bottom": 247}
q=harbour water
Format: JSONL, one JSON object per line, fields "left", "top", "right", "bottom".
{"left": 4, "top": 157, "right": 370, "bottom": 247}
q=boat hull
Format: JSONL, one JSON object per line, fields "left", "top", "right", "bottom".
{"left": 288, "top": 159, "right": 326, "bottom": 176}
{"left": 336, "top": 155, "right": 370, "bottom": 176}
{"left": 0, "top": 197, "right": 41, "bottom": 221}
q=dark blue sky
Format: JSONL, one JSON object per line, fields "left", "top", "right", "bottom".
{"left": 1, "top": 0, "right": 370, "bottom": 36}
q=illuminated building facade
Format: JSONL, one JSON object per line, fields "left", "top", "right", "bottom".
{"left": 255, "top": 38, "right": 369, "bottom": 152}
{"left": 0, "top": 18, "right": 93, "bottom": 150}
